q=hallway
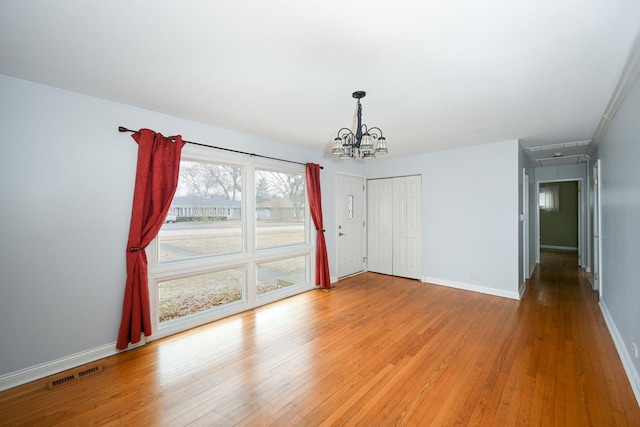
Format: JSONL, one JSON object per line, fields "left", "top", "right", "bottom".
{"left": 519, "top": 249, "right": 639, "bottom": 425}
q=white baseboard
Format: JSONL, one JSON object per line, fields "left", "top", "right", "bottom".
{"left": 530, "top": 262, "right": 537, "bottom": 278}
{"left": 519, "top": 280, "right": 527, "bottom": 299}
{"left": 0, "top": 341, "right": 144, "bottom": 392}
{"left": 599, "top": 301, "right": 640, "bottom": 406}
{"left": 421, "top": 276, "right": 520, "bottom": 300}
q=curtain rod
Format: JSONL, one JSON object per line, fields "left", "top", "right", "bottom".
{"left": 118, "top": 126, "right": 322, "bottom": 169}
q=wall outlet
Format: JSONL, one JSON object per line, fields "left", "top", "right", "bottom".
{"left": 469, "top": 272, "right": 474, "bottom": 280}
{"left": 633, "top": 343, "right": 638, "bottom": 359}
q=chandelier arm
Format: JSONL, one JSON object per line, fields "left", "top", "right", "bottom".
{"left": 366, "top": 127, "right": 385, "bottom": 138}
{"left": 336, "top": 128, "right": 355, "bottom": 141}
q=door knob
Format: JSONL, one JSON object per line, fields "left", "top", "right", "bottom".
{"left": 338, "top": 232, "right": 345, "bottom": 236}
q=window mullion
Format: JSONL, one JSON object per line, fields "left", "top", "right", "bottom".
{"left": 245, "top": 161, "right": 257, "bottom": 305}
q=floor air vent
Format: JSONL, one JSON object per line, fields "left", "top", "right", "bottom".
{"left": 48, "top": 365, "right": 103, "bottom": 389}
{"left": 78, "top": 365, "right": 102, "bottom": 377}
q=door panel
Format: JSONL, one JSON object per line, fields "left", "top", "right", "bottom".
{"left": 393, "top": 175, "right": 422, "bottom": 279}
{"left": 393, "top": 177, "right": 408, "bottom": 277}
{"left": 405, "top": 175, "right": 422, "bottom": 279}
{"left": 367, "top": 179, "right": 393, "bottom": 274}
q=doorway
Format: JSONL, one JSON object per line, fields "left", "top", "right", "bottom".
{"left": 336, "top": 173, "right": 366, "bottom": 278}
{"left": 536, "top": 179, "right": 584, "bottom": 268}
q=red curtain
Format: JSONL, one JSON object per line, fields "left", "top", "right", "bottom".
{"left": 306, "top": 163, "right": 331, "bottom": 289}
{"left": 116, "top": 129, "right": 185, "bottom": 349}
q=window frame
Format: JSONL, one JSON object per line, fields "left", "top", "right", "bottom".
{"left": 146, "top": 144, "right": 314, "bottom": 341}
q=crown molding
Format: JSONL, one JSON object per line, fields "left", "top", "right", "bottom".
{"left": 589, "top": 31, "right": 640, "bottom": 156}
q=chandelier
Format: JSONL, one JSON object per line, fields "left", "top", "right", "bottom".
{"left": 331, "top": 91, "right": 388, "bottom": 160}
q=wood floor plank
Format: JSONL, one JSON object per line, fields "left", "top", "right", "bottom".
{"left": 1, "top": 251, "right": 639, "bottom": 425}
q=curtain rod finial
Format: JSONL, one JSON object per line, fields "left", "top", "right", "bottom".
{"left": 118, "top": 126, "right": 130, "bottom": 133}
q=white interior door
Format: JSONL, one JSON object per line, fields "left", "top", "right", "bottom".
{"left": 337, "top": 174, "right": 365, "bottom": 278}
{"left": 405, "top": 176, "right": 422, "bottom": 279}
{"left": 392, "top": 178, "right": 408, "bottom": 277}
{"left": 367, "top": 179, "right": 393, "bottom": 275}
{"left": 393, "top": 176, "right": 422, "bottom": 279}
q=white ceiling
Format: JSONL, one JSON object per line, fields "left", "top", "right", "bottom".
{"left": 1, "top": 1, "right": 639, "bottom": 162}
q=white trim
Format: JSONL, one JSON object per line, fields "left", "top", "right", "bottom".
{"left": 530, "top": 262, "right": 537, "bottom": 278}
{"left": 593, "top": 159, "right": 603, "bottom": 298}
{"left": 599, "top": 301, "right": 640, "bottom": 406}
{"left": 519, "top": 281, "right": 526, "bottom": 298}
{"left": 421, "top": 276, "right": 521, "bottom": 300}
{"left": 0, "top": 341, "right": 144, "bottom": 392}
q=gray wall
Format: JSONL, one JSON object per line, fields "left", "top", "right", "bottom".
{"left": 589, "top": 69, "right": 640, "bottom": 393}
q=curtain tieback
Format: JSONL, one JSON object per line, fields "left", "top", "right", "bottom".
{"left": 129, "top": 246, "right": 144, "bottom": 252}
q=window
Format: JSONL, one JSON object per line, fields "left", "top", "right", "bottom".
{"left": 255, "top": 169, "right": 306, "bottom": 249}
{"left": 256, "top": 256, "right": 307, "bottom": 296}
{"left": 158, "top": 268, "right": 245, "bottom": 323}
{"left": 158, "top": 160, "right": 243, "bottom": 262}
{"left": 348, "top": 195, "right": 354, "bottom": 219}
{"left": 539, "top": 185, "right": 560, "bottom": 212}
{"left": 148, "top": 148, "right": 313, "bottom": 340}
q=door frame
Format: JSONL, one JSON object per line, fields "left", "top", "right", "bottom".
{"left": 522, "top": 168, "right": 530, "bottom": 287}
{"left": 592, "top": 160, "right": 602, "bottom": 296}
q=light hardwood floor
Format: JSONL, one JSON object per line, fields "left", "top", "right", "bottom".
{"left": 1, "top": 251, "right": 639, "bottom": 426}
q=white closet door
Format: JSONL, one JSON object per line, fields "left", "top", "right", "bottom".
{"left": 368, "top": 175, "right": 421, "bottom": 280}
{"left": 367, "top": 179, "right": 393, "bottom": 275}
{"left": 404, "top": 175, "right": 422, "bottom": 279}
{"left": 392, "top": 177, "right": 409, "bottom": 277}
